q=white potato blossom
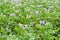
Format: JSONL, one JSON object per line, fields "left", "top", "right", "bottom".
{"left": 43, "top": 0, "right": 47, "bottom": 2}
{"left": 5, "top": 27, "right": 9, "bottom": 31}
{"left": 15, "top": 4, "right": 19, "bottom": 6}
{"left": 29, "top": 0, "right": 33, "bottom": 2}
{"left": 39, "top": 20, "right": 45, "bottom": 25}
{"left": 35, "top": 11, "right": 39, "bottom": 14}
{"left": 19, "top": 3, "right": 22, "bottom": 6}
{"left": 48, "top": 3, "right": 50, "bottom": 6}
{"left": 30, "top": 12, "right": 33, "bottom": 14}
{"left": 38, "top": 5, "right": 43, "bottom": 8}
{"left": 47, "top": 6, "right": 53, "bottom": 13}
{"left": 15, "top": 10, "right": 19, "bottom": 12}
{"left": 45, "top": 21, "right": 52, "bottom": 26}
{"left": 49, "top": 6, "right": 54, "bottom": 9}
{"left": 0, "top": 14, "right": 6, "bottom": 17}
{"left": 43, "top": 8, "right": 47, "bottom": 12}
{"left": 3, "top": 15, "right": 6, "bottom": 17}
{"left": 39, "top": 20, "right": 50, "bottom": 25}
{"left": 25, "top": 7, "right": 30, "bottom": 12}
{"left": 11, "top": 0, "right": 21, "bottom": 4}
{"left": 18, "top": 23, "right": 24, "bottom": 27}
{"left": 30, "top": 22, "right": 34, "bottom": 26}
{"left": 15, "top": 3, "right": 22, "bottom": 7}
{"left": 24, "top": 24, "right": 28, "bottom": 28}
{"left": 58, "top": 34, "right": 60, "bottom": 37}
{"left": 26, "top": 14, "right": 31, "bottom": 18}
{"left": 26, "top": 14, "right": 29, "bottom": 18}
{"left": 10, "top": 13, "right": 16, "bottom": 16}
{"left": 4, "top": 0, "right": 8, "bottom": 3}
{"left": 13, "top": 7, "right": 15, "bottom": 10}
{"left": 47, "top": 9, "right": 50, "bottom": 13}
{"left": 54, "top": 0, "right": 58, "bottom": 4}
{"left": 11, "top": 0, "right": 21, "bottom": 3}
{"left": 31, "top": 5, "right": 35, "bottom": 8}
{"left": 29, "top": 0, "right": 34, "bottom": 4}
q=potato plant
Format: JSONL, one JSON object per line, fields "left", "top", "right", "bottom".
{"left": 0, "top": 0, "right": 60, "bottom": 40}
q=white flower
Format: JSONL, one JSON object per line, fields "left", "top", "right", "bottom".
{"left": 47, "top": 9, "right": 50, "bottom": 13}
{"left": 4, "top": 0, "right": 8, "bottom": 3}
{"left": 54, "top": 0, "right": 58, "bottom": 4}
{"left": 11, "top": 0, "right": 21, "bottom": 3}
{"left": 43, "top": 8, "right": 47, "bottom": 12}
{"left": 18, "top": 23, "right": 24, "bottom": 27}
{"left": 25, "top": 7, "right": 30, "bottom": 12}
{"left": 30, "top": 12, "right": 33, "bottom": 14}
{"left": 30, "top": 22, "right": 34, "bottom": 26}
{"left": 31, "top": 5, "right": 35, "bottom": 8}
{"left": 24, "top": 24, "right": 28, "bottom": 28}
{"left": 49, "top": 6, "right": 53, "bottom": 9}
{"left": 15, "top": 10, "right": 19, "bottom": 12}
{"left": 47, "top": 6, "right": 53, "bottom": 13}
{"left": 5, "top": 27, "right": 9, "bottom": 31}
{"left": 11, "top": 0, "right": 21, "bottom": 4}
{"left": 58, "top": 34, "right": 60, "bottom": 37}
{"left": 3, "top": 15, "right": 6, "bottom": 17}
{"left": 26, "top": 14, "right": 31, "bottom": 18}
{"left": 43, "top": 0, "right": 47, "bottom": 2}
{"left": 39, "top": 20, "right": 50, "bottom": 25}
{"left": 45, "top": 22, "right": 50, "bottom": 25}
{"left": 35, "top": 11, "right": 39, "bottom": 14}
{"left": 29, "top": 0, "right": 34, "bottom": 4}
{"left": 38, "top": 5, "right": 43, "bottom": 8}
{"left": 26, "top": 14, "right": 29, "bottom": 18}
{"left": 39, "top": 21, "right": 45, "bottom": 25}
{"left": 15, "top": 4, "right": 19, "bottom": 6}
{"left": 10, "top": 13, "right": 16, "bottom": 16}
{"left": 15, "top": 3, "right": 22, "bottom": 7}
{"left": 12, "top": 7, "right": 15, "bottom": 10}
{"left": 19, "top": 3, "right": 22, "bottom": 6}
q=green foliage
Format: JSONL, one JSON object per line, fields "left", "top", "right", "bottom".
{"left": 0, "top": 0, "right": 60, "bottom": 40}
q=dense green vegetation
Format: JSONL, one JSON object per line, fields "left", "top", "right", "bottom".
{"left": 0, "top": 0, "right": 60, "bottom": 40}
